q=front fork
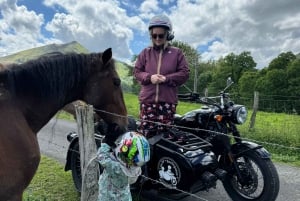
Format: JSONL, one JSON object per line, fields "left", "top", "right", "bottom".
{"left": 226, "top": 151, "right": 247, "bottom": 185}
{"left": 217, "top": 121, "right": 246, "bottom": 183}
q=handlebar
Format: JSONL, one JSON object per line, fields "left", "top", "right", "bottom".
{"left": 179, "top": 79, "right": 233, "bottom": 108}
{"left": 178, "top": 92, "right": 200, "bottom": 102}
{"left": 178, "top": 92, "right": 228, "bottom": 109}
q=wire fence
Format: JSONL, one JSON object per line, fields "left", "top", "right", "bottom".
{"left": 38, "top": 113, "right": 300, "bottom": 156}
{"left": 23, "top": 88, "right": 300, "bottom": 200}
{"left": 194, "top": 88, "right": 300, "bottom": 115}
{"left": 230, "top": 93, "right": 300, "bottom": 115}
{"left": 26, "top": 104, "right": 300, "bottom": 201}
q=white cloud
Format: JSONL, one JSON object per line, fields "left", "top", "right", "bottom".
{"left": 0, "top": 0, "right": 299, "bottom": 68}
{"left": 202, "top": 40, "right": 230, "bottom": 61}
{"left": 274, "top": 13, "right": 300, "bottom": 30}
{"left": 46, "top": 13, "right": 80, "bottom": 40}
{"left": 139, "top": 0, "right": 159, "bottom": 14}
{"left": 43, "top": 0, "right": 146, "bottom": 59}
{"left": 0, "top": 0, "right": 50, "bottom": 56}
{"left": 170, "top": 0, "right": 300, "bottom": 68}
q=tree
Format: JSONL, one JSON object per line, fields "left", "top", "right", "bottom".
{"left": 209, "top": 51, "right": 256, "bottom": 94}
{"left": 223, "top": 51, "right": 256, "bottom": 84}
{"left": 239, "top": 71, "right": 259, "bottom": 97}
{"left": 265, "top": 69, "right": 288, "bottom": 95}
{"left": 268, "top": 51, "right": 296, "bottom": 70}
{"left": 287, "top": 58, "right": 300, "bottom": 114}
{"left": 287, "top": 58, "right": 300, "bottom": 95}
{"left": 198, "top": 68, "right": 213, "bottom": 94}
{"left": 171, "top": 40, "right": 200, "bottom": 93}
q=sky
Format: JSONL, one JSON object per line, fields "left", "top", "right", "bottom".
{"left": 0, "top": 0, "right": 299, "bottom": 69}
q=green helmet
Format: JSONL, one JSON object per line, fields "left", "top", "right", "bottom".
{"left": 115, "top": 131, "right": 150, "bottom": 167}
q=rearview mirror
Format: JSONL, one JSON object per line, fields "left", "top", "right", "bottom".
{"left": 227, "top": 77, "right": 233, "bottom": 86}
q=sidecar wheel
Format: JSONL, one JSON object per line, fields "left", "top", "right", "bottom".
{"left": 70, "top": 142, "right": 82, "bottom": 192}
{"left": 70, "top": 141, "right": 103, "bottom": 192}
{"left": 222, "top": 151, "right": 279, "bottom": 201}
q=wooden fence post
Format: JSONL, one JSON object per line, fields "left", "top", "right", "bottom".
{"left": 204, "top": 88, "right": 208, "bottom": 97}
{"left": 75, "top": 104, "right": 98, "bottom": 201}
{"left": 249, "top": 91, "right": 259, "bottom": 130}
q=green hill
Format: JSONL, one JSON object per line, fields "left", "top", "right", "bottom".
{"left": 115, "top": 61, "right": 134, "bottom": 92}
{"left": 0, "top": 41, "right": 133, "bottom": 92}
{"left": 0, "top": 41, "right": 89, "bottom": 64}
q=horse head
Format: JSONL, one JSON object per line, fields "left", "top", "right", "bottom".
{"left": 83, "top": 48, "right": 128, "bottom": 129}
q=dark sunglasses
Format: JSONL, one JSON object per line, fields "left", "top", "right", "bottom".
{"left": 151, "top": 33, "right": 165, "bottom": 39}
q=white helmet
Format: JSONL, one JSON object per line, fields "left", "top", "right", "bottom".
{"left": 148, "top": 14, "right": 174, "bottom": 41}
{"left": 115, "top": 131, "right": 150, "bottom": 167}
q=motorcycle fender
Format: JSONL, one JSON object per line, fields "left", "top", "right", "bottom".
{"left": 64, "top": 134, "right": 79, "bottom": 171}
{"left": 231, "top": 141, "right": 271, "bottom": 159}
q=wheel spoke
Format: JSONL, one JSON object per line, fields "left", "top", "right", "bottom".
{"left": 231, "top": 156, "right": 264, "bottom": 199}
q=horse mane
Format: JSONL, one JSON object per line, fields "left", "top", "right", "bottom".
{"left": 0, "top": 52, "right": 101, "bottom": 102}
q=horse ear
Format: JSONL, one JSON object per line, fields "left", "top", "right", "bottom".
{"left": 102, "top": 48, "right": 112, "bottom": 65}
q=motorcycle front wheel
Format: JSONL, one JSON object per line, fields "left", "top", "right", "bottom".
{"left": 222, "top": 151, "right": 279, "bottom": 201}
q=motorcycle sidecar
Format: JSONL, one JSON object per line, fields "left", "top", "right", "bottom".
{"left": 140, "top": 128, "right": 223, "bottom": 200}
{"left": 65, "top": 122, "right": 225, "bottom": 200}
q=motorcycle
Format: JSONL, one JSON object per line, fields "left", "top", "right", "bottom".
{"left": 174, "top": 78, "right": 280, "bottom": 201}
{"left": 64, "top": 78, "right": 280, "bottom": 201}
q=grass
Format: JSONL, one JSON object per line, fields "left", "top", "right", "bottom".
{"left": 124, "top": 93, "right": 200, "bottom": 118}
{"left": 23, "top": 156, "right": 80, "bottom": 201}
{"left": 237, "top": 110, "right": 300, "bottom": 166}
{"left": 23, "top": 156, "right": 142, "bottom": 201}
{"left": 24, "top": 92, "right": 300, "bottom": 199}
{"left": 57, "top": 92, "right": 300, "bottom": 166}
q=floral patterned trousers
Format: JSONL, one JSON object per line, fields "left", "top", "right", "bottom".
{"left": 139, "top": 102, "right": 176, "bottom": 137}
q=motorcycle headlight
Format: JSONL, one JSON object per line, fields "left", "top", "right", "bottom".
{"left": 232, "top": 105, "right": 247, "bottom": 124}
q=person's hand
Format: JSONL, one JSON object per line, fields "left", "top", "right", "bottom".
{"left": 151, "top": 74, "right": 166, "bottom": 84}
{"left": 157, "top": 74, "right": 166, "bottom": 83}
{"left": 150, "top": 74, "right": 159, "bottom": 84}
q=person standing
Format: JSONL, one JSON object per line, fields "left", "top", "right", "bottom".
{"left": 134, "top": 14, "right": 189, "bottom": 137}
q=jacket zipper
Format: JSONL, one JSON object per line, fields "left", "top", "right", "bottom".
{"left": 155, "top": 49, "right": 163, "bottom": 103}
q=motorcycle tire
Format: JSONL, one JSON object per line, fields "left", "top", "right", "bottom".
{"left": 70, "top": 140, "right": 103, "bottom": 193}
{"left": 222, "top": 151, "right": 279, "bottom": 201}
{"left": 70, "top": 141, "right": 82, "bottom": 192}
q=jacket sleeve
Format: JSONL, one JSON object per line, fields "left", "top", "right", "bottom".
{"left": 165, "top": 49, "right": 189, "bottom": 87}
{"left": 134, "top": 50, "right": 152, "bottom": 85}
{"left": 97, "top": 143, "right": 122, "bottom": 175}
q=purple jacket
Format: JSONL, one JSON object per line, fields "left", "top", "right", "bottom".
{"left": 134, "top": 45, "right": 189, "bottom": 104}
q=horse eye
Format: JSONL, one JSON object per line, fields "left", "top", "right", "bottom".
{"left": 113, "top": 78, "right": 121, "bottom": 86}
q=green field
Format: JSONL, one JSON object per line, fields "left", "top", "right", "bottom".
{"left": 23, "top": 156, "right": 80, "bottom": 201}
{"left": 125, "top": 93, "right": 300, "bottom": 165}
{"left": 58, "top": 92, "right": 300, "bottom": 165}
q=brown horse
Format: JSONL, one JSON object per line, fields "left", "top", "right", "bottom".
{"left": 0, "top": 48, "right": 128, "bottom": 201}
